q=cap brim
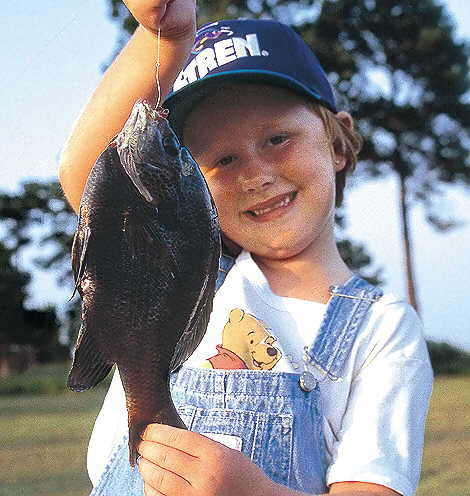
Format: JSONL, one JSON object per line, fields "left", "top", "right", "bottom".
{"left": 164, "top": 69, "right": 336, "bottom": 142}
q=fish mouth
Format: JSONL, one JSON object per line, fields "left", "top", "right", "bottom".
{"left": 116, "top": 100, "right": 169, "bottom": 204}
{"left": 117, "top": 100, "right": 168, "bottom": 157}
{"left": 244, "top": 191, "right": 297, "bottom": 219}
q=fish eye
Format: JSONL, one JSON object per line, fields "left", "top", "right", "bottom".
{"left": 162, "top": 135, "right": 180, "bottom": 157}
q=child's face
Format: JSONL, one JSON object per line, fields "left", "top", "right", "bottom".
{"left": 183, "top": 83, "right": 345, "bottom": 260}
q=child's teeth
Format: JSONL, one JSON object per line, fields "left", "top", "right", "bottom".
{"left": 253, "top": 195, "right": 292, "bottom": 216}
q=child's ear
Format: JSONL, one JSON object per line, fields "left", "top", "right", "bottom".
{"left": 333, "top": 111, "right": 354, "bottom": 172}
{"left": 336, "top": 111, "right": 354, "bottom": 131}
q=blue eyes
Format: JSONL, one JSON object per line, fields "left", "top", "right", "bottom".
{"left": 215, "top": 135, "right": 288, "bottom": 167}
{"left": 269, "top": 135, "right": 288, "bottom": 145}
{"left": 217, "top": 156, "right": 234, "bottom": 167}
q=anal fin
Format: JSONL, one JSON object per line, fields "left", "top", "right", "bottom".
{"left": 67, "top": 326, "right": 113, "bottom": 392}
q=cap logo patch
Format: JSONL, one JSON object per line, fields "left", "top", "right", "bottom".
{"left": 192, "top": 26, "right": 234, "bottom": 54}
{"left": 174, "top": 33, "right": 264, "bottom": 91}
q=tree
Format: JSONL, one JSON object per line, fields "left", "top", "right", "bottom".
{"left": 107, "top": 0, "right": 470, "bottom": 311}
{"left": 0, "top": 241, "right": 30, "bottom": 347}
{"left": 0, "top": 240, "right": 61, "bottom": 375}
{"left": 0, "top": 181, "right": 76, "bottom": 284}
{"left": 308, "top": 0, "right": 470, "bottom": 313}
{"left": 0, "top": 182, "right": 77, "bottom": 354}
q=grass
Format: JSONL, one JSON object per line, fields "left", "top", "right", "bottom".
{"left": 416, "top": 375, "right": 470, "bottom": 496}
{"left": 0, "top": 362, "right": 110, "bottom": 496}
{"left": 0, "top": 365, "right": 468, "bottom": 496}
{"left": 0, "top": 362, "right": 73, "bottom": 395}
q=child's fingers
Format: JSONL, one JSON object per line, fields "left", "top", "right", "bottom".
{"left": 141, "top": 423, "right": 214, "bottom": 458}
{"left": 138, "top": 439, "right": 199, "bottom": 476}
{"left": 143, "top": 481, "right": 165, "bottom": 496}
{"left": 138, "top": 455, "right": 192, "bottom": 495}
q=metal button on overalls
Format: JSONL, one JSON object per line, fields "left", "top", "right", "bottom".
{"left": 299, "top": 371, "right": 317, "bottom": 392}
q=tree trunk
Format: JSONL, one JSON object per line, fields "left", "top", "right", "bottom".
{"left": 0, "top": 344, "right": 11, "bottom": 378}
{"left": 398, "top": 173, "right": 420, "bottom": 314}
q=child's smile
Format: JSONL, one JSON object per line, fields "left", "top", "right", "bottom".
{"left": 183, "top": 83, "right": 347, "bottom": 261}
{"left": 244, "top": 191, "right": 297, "bottom": 221}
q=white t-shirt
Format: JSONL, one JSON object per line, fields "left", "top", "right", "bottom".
{"left": 88, "top": 250, "right": 433, "bottom": 496}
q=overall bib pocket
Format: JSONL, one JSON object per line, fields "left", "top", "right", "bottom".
{"left": 180, "top": 405, "right": 294, "bottom": 486}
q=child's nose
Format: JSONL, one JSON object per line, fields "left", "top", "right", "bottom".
{"left": 239, "top": 159, "right": 276, "bottom": 193}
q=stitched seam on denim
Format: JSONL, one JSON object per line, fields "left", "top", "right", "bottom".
{"left": 326, "top": 299, "right": 367, "bottom": 376}
{"left": 308, "top": 279, "right": 381, "bottom": 377}
{"left": 322, "top": 301, "right": 351, "bottom": 366}
{"left": 325, "top": 286, "right": 383, "bottom": 376}
{"left": 329, "top": 295, "right": 369, "bottom": 366}
{"left": 309, "top": 297, "right": 347, "bottom": 368}
{"left": 194, "top": 407, "right": 294, "bottom": 420}
{"left": 308, "top": 274, "right": 364, "bottom": 361}
{"left": 251, "top": 412, "right": 264, "bottom": 460}
{"left": 286, "top": 414, "right": 294, "bottom": 486}
{"left": 309, "top": 296, "right": 341, "bottom": 362}
{"left": 322, "top": 286, "right": 380, "bottom": 375}
{"left": 172, "top": 389, "right": 311, "bottom": 398}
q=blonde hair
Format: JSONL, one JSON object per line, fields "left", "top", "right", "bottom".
{"left": 308, "top": 102, "right": 363, "bottom": 207}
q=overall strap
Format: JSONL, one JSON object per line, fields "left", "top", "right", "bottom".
{"left": 305, "top": 275, "right": 383, "bottom": 381}
{"left": 215, "top": 257, "right": 382, "bottom": 381}
{"left": 215, "top": 253, "right": 236, "bottom": 291}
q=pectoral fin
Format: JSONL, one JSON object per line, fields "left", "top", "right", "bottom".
{"left": 70, "top": 224, "right": 91, "bottom": 300}
{"left": 143, "top": 221, "right": 179, "bottom": 276}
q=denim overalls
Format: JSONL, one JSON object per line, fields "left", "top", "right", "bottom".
{"left": 90, "top": 254, "right": 383, "bottom": 496}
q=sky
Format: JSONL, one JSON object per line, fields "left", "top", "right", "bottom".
{"left": 1, "top": 0, "right": 469, "bottom": 350}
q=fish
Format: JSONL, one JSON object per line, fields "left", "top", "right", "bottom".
{"left": 67, "top": 100, "right": 221, "bottom": 466}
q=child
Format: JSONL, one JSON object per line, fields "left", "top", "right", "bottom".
{"left": 59, "top": 1, "right": 433, "bottom": 495}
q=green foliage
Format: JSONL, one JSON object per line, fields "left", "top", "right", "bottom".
{"left": 0, "top": 181, "right": 78, "bottom": 349}
{"left": 337, "top": 237, "right": 381, "bottom": 285}
{"left": 0, "top": 181, "right": 76, "bottom": 281}
{"left": 0, "top": 361, "right": 113, "bottom": 396}
{"left": 0, "top": 241, "right": 30, "bottom": 344}
{"left": 427, "top": 340, "right": 470, "bottom": 375}
{"left": 0, "top": 362, "right": 67, "bottom": 395}
{"left": 0, "top": 238, "right": 61, "bottom": 351}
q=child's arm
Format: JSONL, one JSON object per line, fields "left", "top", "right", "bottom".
{"left": 58, "top": 0, "right": 196, "bottom": 213}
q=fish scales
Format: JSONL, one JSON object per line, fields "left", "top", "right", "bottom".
{"left": 67, "top": 100, "right": 221, "bottom": 466}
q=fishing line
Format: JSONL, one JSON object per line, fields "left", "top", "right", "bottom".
{"left": 154, "top": 27, "right": 162, "bottom": 110}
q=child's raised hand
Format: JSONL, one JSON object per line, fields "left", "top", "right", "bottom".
{"left": 123, "top": 0, "right": 196, "bottom": 39}
{"left": 137, "top": 423, "right": 282, "bottom": 496}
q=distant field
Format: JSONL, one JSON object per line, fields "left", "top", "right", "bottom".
{"left": 416, "top": 376, "right": 470, "bottom": 496}
{"left": 0, "top": 362, "right": 108, "bottom": 496}
{"left": 0, "top": 365, "right": 468, "bottom": 496}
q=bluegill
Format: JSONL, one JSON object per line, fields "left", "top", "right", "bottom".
{"left": 67, "top": 100, "right": 220, "bottom": 466}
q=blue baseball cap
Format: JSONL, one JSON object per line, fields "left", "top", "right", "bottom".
{"left": 164, "top": 18, "right": 337, "bottom": 140}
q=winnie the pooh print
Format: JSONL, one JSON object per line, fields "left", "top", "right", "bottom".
{"left": 201, "top": 308, "right": 282, "bottom": 370}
